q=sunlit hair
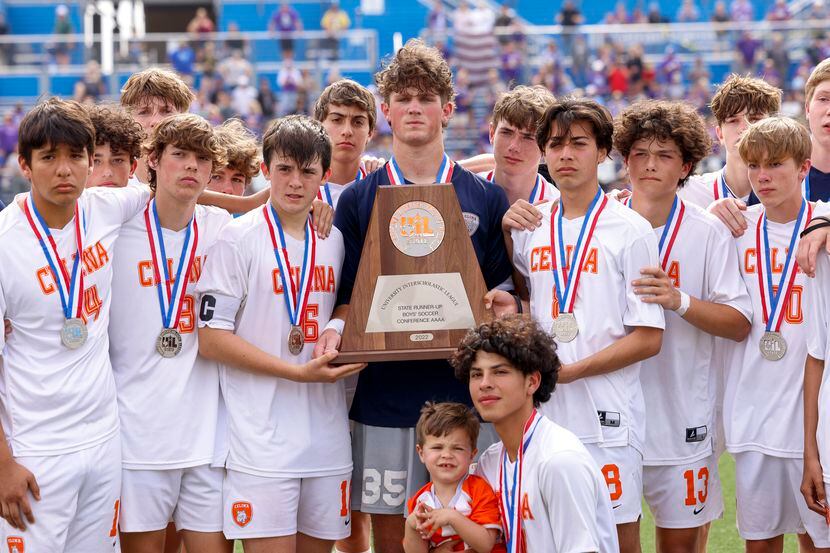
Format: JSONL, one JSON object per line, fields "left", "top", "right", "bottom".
{"left": 120, "top": 68, "right": 195, "bottom": 113}
{"left": 18, "top": 98, "right": 95, "bottom": 165}
{"left": 86, "top": 103, "right": 144, "bottom": 162}
{"left": 415, "top": 402, "right": 479, "bottom": 450}
{"left": 710, "top": 74, "right": 781, "bottom": 125}
{"left": 805, "top": 58, "right": 830, "bottom": 105}
{"left": 141, "top": 113, "right": 226, "bottom": 189}
{"left": 737, "top": 116, "right": 811, "bottom": 166}
{"left": 261, "top": 115, "right": 332, "bottom": 173}
{"left": 614, "top": 100, "right": 712, "bottom": 187}
{"left": 536, "top": 96, "right": 614, "bottom": 157}
{"left": 492, "top": 85, "right": 556, "bottom": 135}
{"left": 313, "top": 79, "right": 377, "bottom": 133}
{"left": 375, "top": 39, "right": 455, "bottom": 105}
{"left": 451, "top": 315, "right": 559, "bottom": 407}
{"left": 214, "top": 119, "right": 261, "bottom": 183}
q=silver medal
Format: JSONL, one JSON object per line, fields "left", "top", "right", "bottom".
{"left": 156, "top": 328, "right": 183, "bottom": 358}
{"left": 288, "top": 325, "right": 304, "bottom": 355}
{"left": 759, "top": 331, "right": 787, "bottom": 361}
{"left": 552, "top": 313, "right": 579, "bottom": 343}
{"left": 61, "top": 317, "right": 87, "bottom": 349}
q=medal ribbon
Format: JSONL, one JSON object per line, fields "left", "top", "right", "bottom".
{"left": 485, "top": 171, "right": 546, "bottom": 204}
{"left": 386, "top": 153, "right": 453, "bottom": 185}
{"left": 23, "top": 193, "right": 86, "bottom": 319}
{"left": 317, "top": 184, "right": 334, "bottom": 207}
{"left": 144, "top": 199, "right": 200, "bottom": 329}
{"left": 713, "top": 169, "right": 736, "bottom": 201}
{"left": 755, "top": 200, "right": 810, "bottom": 333}
{"left": 623, "top": 195, "right": 685, "bottom": 271}
{"left": 263, "top": 204, "right": 316, "bottom": 327}
{"left": 356, "top": 164, "right": 367, "bottom": 181}
{"left": 803, "top": 172, "right": 811, "bottom": 202}
{"left": 550, "top": 187, "right": 607, "bottom": 314}
{"left": 498, "top": 409, "right": 541, "bottom": 553}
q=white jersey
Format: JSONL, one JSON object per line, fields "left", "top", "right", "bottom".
{"left": 723, "top": 205, "right": 813, "bottom": 458}
{"left": 679, "top": 170, "right": 752, "bottom": 209}
{"left": 511, "top": 199, "right": 665, "bottom": 451}
{"left": 319, "top": 181, "right": 349, "bottom": 210}
{"left": 476, "top": 416, "right": 619, "bottom": 552}
{"left": 109, "top": 204, "right": 232, "bottom": 469}
{"left": 638, "top": 201, "right": 752, "bottom": 465}
{"left": 196, "top": 207, "right": 351, "bottom": 478}
{"left": 0, "top": 186, "right": 149, "bottom": 456}
{"left": 806, "top": 253, "right": 830, "bottom": 482}
{"left": 477, "top": 170, "right": 560, "bottom": 204}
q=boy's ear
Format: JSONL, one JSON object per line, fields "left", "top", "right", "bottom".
{"left": 147, "top": 151, "right": 159, "bottom": 170}
{"left": 260, "top": 160, "right": 270, "bottom": 179}
{"left": 18, "top": 155, "right": 32, "bottom": 181}
{"left": 321, "top": 167, "right": 332, "bottom": 185}
{"left": 415, "top": 444, "right": 425, "bottom": 463}
{"left": 129, "top": 159, "right": 138, "bottom": 178}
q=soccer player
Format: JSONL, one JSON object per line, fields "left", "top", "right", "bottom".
{"left": 312, "top": 78, "right": 376, "bottom": 553}
{"left": 209, "top": 118, "right": 261, "bottom": 197}
{"left": 496, "top": 97, "right": 665, "bottom": 553}
{"left": 404, "top": 403, "right": 503, "bottom": 553}
{"left": 803, "top": 58, "right": 830, "bottom": 202}
{"left": 109, "top": 113, "right": 233, "bottom": 553}
{"left": 197, "top": 115, "right": 365, "bottom": 553}
{"left": 724, "top": 116, "right": 829, "bottom": 552}
{"left": 614, "top": 100, "right": 753, "bottom": 552}
{"left": 86, "top": 104, "right": 143, "bottom": 189}
{"left": 316, "top": 39, "right": 513, "bottom": 553}
{"left": 803, "top": 242, "right": 830, "bottom": 553}
{"left": 452, "top": 315, "right": 619, "bottom": 552}
{"left": 120, "top": 68, "right": 196, "bottom": 186}
{"left": 678, "top": 75, "right": 782, "bottom": 214}
{"left": 481, "top": 85, "right": 559, "bottom": 206}
{"left": 313, "top": 78, "right": 376, "bottom": 209}
{"left": 0, "top": 99, "right": 152, "bottom": 550}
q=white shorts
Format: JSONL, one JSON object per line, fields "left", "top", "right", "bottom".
{"left": 223, "top": 469, "right": 351, "bottom": 540}
{"left": 584, "top": 444, "right": 642, "bottom": 524}
{"left": 119, "top": 464, "right": 224, "bottom": 533}
{"left": 643, "top": 455, "right": 724, "bottom": 528}
{"left": 1, "top": 435, "right": 121, "bottom": 552}
{"left": 734, "top": 451, "right": 830, "bottom": 546}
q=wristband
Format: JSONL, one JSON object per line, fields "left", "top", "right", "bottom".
{"left": 510, "top": 292, "right": 523, "bottom": 314}
{"left": 324, "top": 318, "right": 345, "bottom": 335}
{"left": 674, "top": 290, "right": 690, "bottom": 317}
{"left": 800, "top": 216, "right": 830, "bottom": 238}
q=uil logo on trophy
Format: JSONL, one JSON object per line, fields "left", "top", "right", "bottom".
{"left": 389, "top": 201, "right": 446, "bottom": 257}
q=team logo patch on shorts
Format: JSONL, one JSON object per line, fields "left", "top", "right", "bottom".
{"left": 7, "top": 536, "right": 24, "bottom": 553}
{"left": 232, "top": 501, "right": 253, "bottom": 527}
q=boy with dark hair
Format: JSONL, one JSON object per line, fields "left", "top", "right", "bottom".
{"left": 615, "top": 100, "right": 753, "bottom": 553}
{"left": 109, "top": 113, "right": 233, "bottom": 553}
{"left": 197, "top": 115, "right": 365, "bottom": 553}
{"left": 452, "top": 315, "right": 618, "bottom": 552}
{"left": 0, "top": 98, "right": 153, "bottom": 550}
{"left": 316, "top": 39, "right": 513, "bottom": 553}
{"left": 723, "top": 116, "right": 830, "bottom": 553}
{"left": 404, "top": 402, "right": 503, "bottom": 553}
{"left": 496, "top": 97, "right": 664, "bottom": 553}
{"left": 86, "top": 104, "right": 143, "bottom": 189}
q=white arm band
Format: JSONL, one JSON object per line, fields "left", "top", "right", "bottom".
{"left": 324, "top": 318, "right": 345, "bottom": 335}
{"left": 674, "top": 290, "right": 691, "bottom": 317}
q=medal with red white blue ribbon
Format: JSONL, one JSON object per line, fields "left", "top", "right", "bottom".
{"left": 624, "top": 194, "right": 685, "bottom": 271}
{"left": 486, "top": 171, "right": 547, "bottom": 203}
{"left": 386, "top": 153, "right": 453, "bottom": 185}
{"left": 755, "top": 199, "right": 810, "bottom": 361}
{"left": 144, "top": 199, "right": 199, "bottom": 358}
{"left": 713, "top": 169, "right": 737, "bottom": 201}
{"left": 317, "top": 164, "right": 368, "bottom": 207}
{"left": 263, "top": 203, "right": 316, "bottom": 355}
{"left": 22, "top": 193, "right": 88, "bottom": 349}
{"left": 498, "top": 409, "right": 541, "bottom": 553}
{"left": 549, "top": 187, "right": 608, "bottom": 342}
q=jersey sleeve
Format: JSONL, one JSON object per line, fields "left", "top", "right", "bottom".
{"left": 704, "top": 223, "right": 753, "bottom": 322}
{"left": 196, "top": 233, "right": 248, "bottom": 331}
{"left": 510, "top": 228, "right": 532, "bottom": 279}
{"left": 807, "top": 254, "right": 830, "bottom": 360}
{"left": 623, "top": 228, "right": 665, "bottom": 329}
{"left": 482, "top": 185, "right": 514, "bottom": 290}
{"left": 467, "top": 475, "right": 503, "bottom": 531}
{"left": 112, "top": 183, "right": 152, "bottom": 224}
{"left": 0, "top": 277, "right": 6, "bottom": 353}
{"left": 333, "top": 184, "right": 362, "bottom": 307}
{"left": 538, "top": 451, "right": 605, "bottom": 553}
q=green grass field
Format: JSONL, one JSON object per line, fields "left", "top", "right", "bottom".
{"left": 232, "top": 454, "right": 800, "bottom": 552}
